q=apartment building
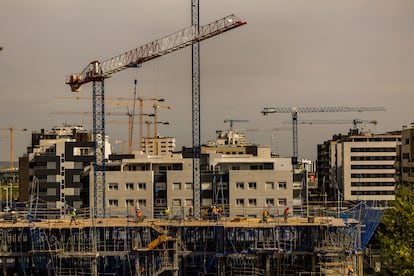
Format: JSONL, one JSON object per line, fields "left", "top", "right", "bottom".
{"left": 208, "top": 152, "right": 293, "bottom": 217}
{"left": 99, "top": 131, "right": 295, "bottom": 219}
{"left": 140, "top": 136, "right": 176, "bottom": 156}
{"left": 93, "top": 153, "right": 192, "bottom": 219}
{"left": 317, "top": 129, "right": 401, "bottom": 203}
{"left": 20, "top": 127, "right": 297, "bottom": 219}
{"left": 395, "top": 124, "right": 414, "bottom": 186}
{"left": 19, "top": 126, "right": 98, "bottom": 218}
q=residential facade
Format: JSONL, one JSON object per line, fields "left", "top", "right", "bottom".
{"left": 97, "top": 130, "right": 296, "bottom": 219}
{"left": 140, "top": 136, "right": 176, "bottom": 156}
{"left": 19, "top": 126, "right": 97, "bottom": 218}
{"left": 317, "top": 129, "right": 401, "bottom": 203}
{"left": 395, "top": 124, "right": 414, "bottom": 186}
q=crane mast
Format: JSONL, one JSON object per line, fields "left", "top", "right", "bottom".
{"left": 262, "top": 106, "right": 385, "bottom": 160}
{"left": 66, "top": 14, "right": 246, "bottom": 218}
{"left": 192, "top": 0, "right": 201, "bottom": 219}
{"left": 0, "top": 127, "right": 28, "bottom": 171}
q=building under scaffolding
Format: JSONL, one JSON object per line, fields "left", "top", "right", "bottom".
{"left": 0, "top": 202, "right": 382, "bottom": 276}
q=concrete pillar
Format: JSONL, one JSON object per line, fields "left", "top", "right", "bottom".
{"left": 311, "top": 254, "right": 316, "bottom": 272}
{"left": 357, "top": 251, "right": 364, "bottom": 276}
{"left": 265, "top": 254, "right": 271, "bottom": 276}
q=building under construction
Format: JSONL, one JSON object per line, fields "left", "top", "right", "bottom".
{"left": 0, "top": 201, "right": 382, "bottom": 275}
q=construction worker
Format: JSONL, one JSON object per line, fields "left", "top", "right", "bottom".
{"left": 212, "top": 205, "right": 218, "bottom": 221}
{"left": 188, "top": 206, "right": 193, "bottom": 218}
{"left": 70, "top": 208, "right": 78, "bottom": 225}
{"left": 284, "top": 207, "right": 290, "bottom": 223}
{"left": 262, "top": 208, "right": 269, "bottom": 223}
{"left": 347, "top": 265, "right": 354, "bottom": 275}
{"left": 136, "top": 207, "right": 142, "bottom": 223}
{"left": 207, "top": 205, "right": 213, "bottom": 220}
{"left": 164, "top": 206, "right": 170, "bottom": 220}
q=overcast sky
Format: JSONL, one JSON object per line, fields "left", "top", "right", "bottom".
{"left": 1, "top": 0, "right": 414, "bottom": 163}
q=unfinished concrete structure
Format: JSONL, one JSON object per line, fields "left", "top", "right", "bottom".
{"left": 0, "top": 202, "right": 380, "bottom": 275}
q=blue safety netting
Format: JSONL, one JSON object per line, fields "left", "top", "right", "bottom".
{"left": 326, "top": 201, "right": 384, "bottom": 251}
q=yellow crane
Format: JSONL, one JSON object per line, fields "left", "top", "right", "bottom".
{"left": 57, "top": 94, "right": 167, "bottom": 153}
{"left": 111, "top": 99, "right": 171, "bottom": 151}
{"left": 50, "top": 110, "right": 153, "bottom": 154}
{"left": 0, "top": 127, "right": 28, "bottom": 170}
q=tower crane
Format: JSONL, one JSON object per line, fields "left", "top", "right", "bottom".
{"left": 66, "top": 14, "right": 246, "bottom": 217}
{"left": 112, "top": 100, "right": 171, "bottom": 145}
{"left": 0, "top": 127, "right": 28, "bottom": 170}
{"left": 284, "top": 118, "right": 378, "bottom": 130}
{"left": 50, "top": 110, "right": 154, "bottom": 155}
{"left": 130, "top": 79, "right": 167, "bottom": 152}
{"left": 261, "top": 106, "right": 385, "bottom": 160}
{"left": 224, "top": 119, "right": 249, "bottom": 131}
{"left": 57, "top": 92, "right": 165, "bottom": 153}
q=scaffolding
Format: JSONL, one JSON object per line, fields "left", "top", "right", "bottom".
{"left": 0, "top": 211, "right": 374, "bottom": 275}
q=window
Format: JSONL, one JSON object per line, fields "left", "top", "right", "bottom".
{"left": 248, "top": 198, "right": 257, "bottom": 206}
{"left": 109, "top": 183, "right": 118, "bottom": 191}
{"left": 266, "top": 198, "right": 275, "bottom": 206}
{"left": 109, "top": 199, "right": 118, "bottom": 207}
{"left": 278, "top": 198, "right": 287, "bottom": 206}
{"left": 248, "top": 182, "right": 257, "bottom": 190}
{"left": 73, "top": 175, "right": 80, "bottom": 183}
{"left": 80, "top": 148, "right": 89, "bottom": 156}
{"left": 125, "top": 199, "right": 134, "bottom": 207}
{"left": 155, "top": 198, "right": 166, "bottom": 206}
{"left": 138, "top": 183, "right": 146, "bottom": 190}
{"left": 173, "top": 182, "right": 182, "bottom": 190}
{"left": 403, "top": 153, "right": 410, "bottom": 160}
{"left": 185, "top": 182, "right": 193, "bottom": 190}
{"left": 126, "top": 183, "right": 134, "bottom": 190}
{"left": 278, "top": 182, "right": 287, "bottom": 189}
{"left": 351, "top": 147, "right": 395, "bottom": 152}
{"left": 265, "top": 182, "right": 274, "bottom": 190}
{"left": 250, "top": 164, "right": 263, "bottom": 170}
{"left": 236, "top": 182, "right": 244, "bottom": 189}
{"left": 172, "top": 199, "right": 182, "bottom": 207}
{"left": 155, "top": 182, "right": 166, "bottom": 191}
{"left": 138, "top": 199, "right": 147, "bottom": 207}
{"left": 236, "top": 198, "right": 245, "bottom": 207}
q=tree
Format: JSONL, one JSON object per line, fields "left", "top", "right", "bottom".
{"left": 377, "top": 184, "right": 414, "bottom": 275}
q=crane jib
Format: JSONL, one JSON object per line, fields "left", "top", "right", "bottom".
{"left": 66, "top": 14, "right": 246, "bottom": 92}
